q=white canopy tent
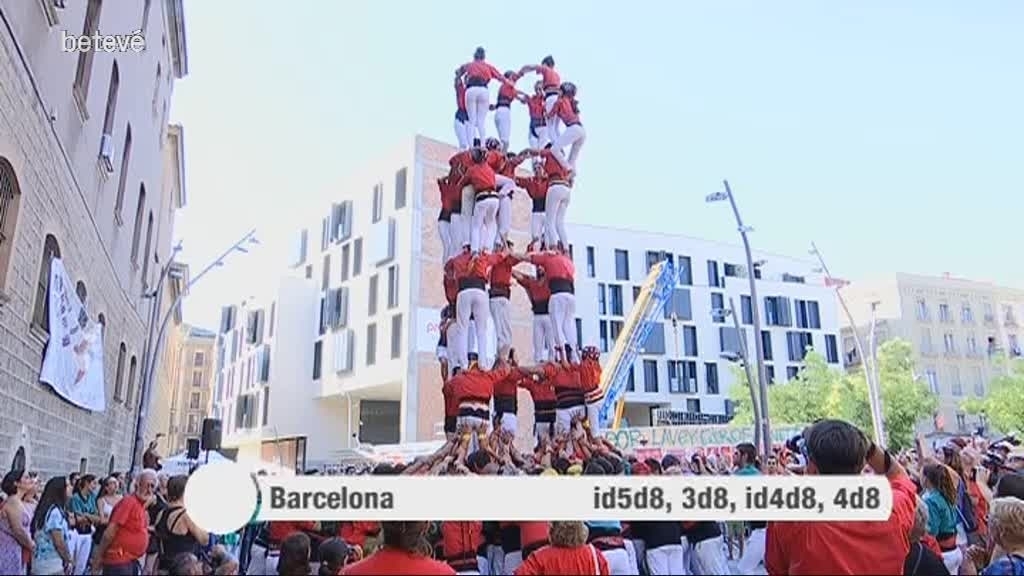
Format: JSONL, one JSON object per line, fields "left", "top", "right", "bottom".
{"left": 160, "top": 449, "right": 230, "bottom": 475}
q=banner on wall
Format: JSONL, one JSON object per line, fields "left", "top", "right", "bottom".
{"left": 602, "top": 425, "right": 806, "bottom": 461}
{"left": 39, "top": 258, "right": 106, "bottom": 412}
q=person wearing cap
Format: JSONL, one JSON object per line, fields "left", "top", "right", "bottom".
{"left": 518, "top": 56, "right": 563, "bottom": 147}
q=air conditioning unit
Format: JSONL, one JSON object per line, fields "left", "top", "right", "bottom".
{"left": 99, "top": 134, "right": 115, "bottom": 172}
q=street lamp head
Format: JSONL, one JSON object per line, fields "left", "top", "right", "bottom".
{"left": 712, "top": 308, "right": 732, "bottom": 319}
{"left": 720, "top": 351, "right": 742, "bottom": 363}
{"left": 248, "top": 236, "right": 260, "bottom": 245}
{"left": 234, "top": 245, "right": 249, "bottom": 254}
{"left": 705, "top": 192, "right": 729, "bottom": 203}
{"left": 738, "top": 225, "right": 754, "bottom": 234}
{"left": 753, "top": 260, "right": 767, "bottom": 267}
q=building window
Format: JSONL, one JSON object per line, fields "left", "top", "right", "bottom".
{"left": 761, "top": 331, "right": 773, "bottom": 361}
{"left": 740, "top": 295, "right": 753, "bottom": 325}
{"left": 825, "top": 334, "right": 839, "bottom": 363}
{"left": 194, "top": 351, "right": 205, "bottom": 367}
{"left": 642, "top": 360, "right": 658, "bottom": 393}
{"left": 609, "top": 320, "right": 623, "bottom": 344}
{"left": 786, "top": 331, "right": 813, "bottom": 362}
{"left": 943, "top": 333, "right": 956, "bottom": 354}
{"left": 925, "top": 369, "right": 939, "bottom": 395}
{"left": 795, "top": 300, "right": 820, "bottom": 329}
{"left": 920, "top": 328, "right": 933, "bottom": 354}
{"left": 786, "top": 366, "right": 800, "bottom": 380}
{"left": 677, "top": 255, "right": 692, "bottom": 285}
{"left": 683, "top": 326, "right": 698, "bottom": 357}
{"left": 394, "top": 168, "right": 407, "bottom": 209}
{"left": 366, "top": 323, "right": 377, "bottom": 365}
{"left": 322, "top": 254, "right": 331, "bottom": 291}
{"left": 939, "top": 303, "right": 951, "bottom": 323}
{"left": 125, "top": 355, "right": 137, "bottom": 404}
{"left": 112, "top": 126, "right": 131, "bottom": 223}
{"left": 764, "top": 296, "right": 792, "bottom": 327}
{"left": 962, "top": 303, "right": 973, "bottom": 323}
{"left": 633, "top": 285, "right": 641, "bottom": 303}
{"left": 321, "top": 218, "right": 329, "bottom": 252}
{"left": 766, "top": 366, "right": 775, "bottom": 385}
{"left": 99, "top": 61, "right": 119, "bottom": 160}
{"left": 140, "top": 212, "right": 154, "bottom": 288}
{"left": 705, "top": 363, "right": 719, "bottom": 394}
{"left": 608, "top": 285, "right": 623, "bottom": 316}
{"left": 597, "top": 284, "right": 606, "bottom": 315}
{"left": 75, "top": 281, "right": 88, "bottom": 304}
{"left": 189, "top": 392, "right": 201, "bottom": 410}
{"left": 966, "top": 333, "right": 978, "bottom": 355}
{"left": 0, "top": 158, "right": 22, "bottom": 292}
{"left": 575, "top": 318, "right": 583, "bottom": 353}
{"left": 262, "top": 387, "right": 270, "bottom": 426}
{"left": 186, "top": 414, "right": 198, "bottom": 435}
{"left": 113, "top": 343, "right": 127, "bottom": 401}
{"left": 269, "top": 302, "right": 276, "bottom": 338}
{"left": 387, "top": 265, "right": 399, "bottom": 309}
{"left": 711, "top": 293, "right": 725, "bottom": 323}
{"left": 586, "top": 246, "right": 595, "bottom": 277}
{"left": 668, "top": 360, "right": 697, "bottom": 393}
{"left": 304, "top": 265, "right": 312, "bottom": 279}
{"left": 31, "top": 235, "right": 61, "bottom": 333}
{"left": 599, "top": 321, "right": 608, "bottom": 353}
{"left": 340, "top": 243, "right": 350, "bottom": 282}
{"left": 312, "top": 341, "right": 323, "bottom": 380}
{"left": 614, "top": 250, "right": 629, "bottom": 280}
{"left": 956, "top": 412, "right": 967, "bottom": 431}
{"left": 130, "top": 184, "right": 146, "bottom": 268}
{"left": 390, "top": 314, "right": 402, "bottom": 359}
{"left": 191, "top": 370, "right": 202, "bottom": 388}
{"left": 916, "top": 298, "right": 930, "bottom": 321}
{"left": 353, "top": 238, "right": 363, "bottom": 276}
{"left": 73, "top": 0, "right": 104, "bottom": 105}
{"left": 368, "top": 275, "right": 379, "bottom": 316}
{"left": 372, "top": 183, "right": 383, "bottom": 222}
{"left": 707, "top": 260, "right": 720, "bottom": 287}
{"left": 686, "top": 398, "right": 701, "bottom": 413}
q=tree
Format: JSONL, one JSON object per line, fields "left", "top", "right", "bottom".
{"left": 962, "top": 358, "right": 1024, "bottom": 434}
{"left": 728, "top": 338, "right": 935, "bottom": 450}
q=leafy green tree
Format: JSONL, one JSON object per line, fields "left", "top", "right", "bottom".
{"left": 962, "top": 358, "right": 1024, "bottom": 434}
{"left": 727, "top": 339, "right": 935, "bottom": 450}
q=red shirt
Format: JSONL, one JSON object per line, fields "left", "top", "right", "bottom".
{"left": 529, "top": 252, "right": 574, "bottom": 280}
{"left": 516, "top": 176, "right": 548, "bottom": 201}
{"left": 449, "top": 150, "right": 473, "bottom": 174}
{"left": 493, "top": 370, "right": 522, "bottom": 399}
{"left": 551, "top": 97, "right": 580, "bottom": 125}
{"left": 438, "top": 177, "right": 460, "bottom": 211}
{"left": 497, "top": 82, "right": 517, "bottom": 105}
{"left": 339, "top": 522, "right": 380, "bottom": 548}
{"left": 450, "top": 251, "right": 483, "bottom": 282}
{"left": 268, "top": 520, "right": 317, "bottom": 545}
{"left": 455, "top": 81, "right": 467, "bottom": 111}
{"left": 343, "top": 548, "right": 455, "bottom": 575}
{"left": 441, "top": 522, "right": 484, "bottom": 566}
{"left": 462, "top": 61, "right": 503, "bottom": 83}
{"left": 527, "top": 94, "right": 546, "bottom": 120}
{"left": 452, "top": 367, "right": 507, "bottom": 404}
{"left": 515, "top": 544, "right": 609, "bottom": 576}
{"left": 544, "top": 363, "right": 583, "bottom": 391}
{"left": 489, "top": 254, "right": 515, "bottom": 289}
{"left": 538, "top": 66, "right": 561, "bottom": 89}
{"left": 579, "top": 357, "right": 602, "bottom": 393}
{"left": 520, "top": 378, "right": 556, "bottom": 404}
{"left": 765, "top": 474, "right": 917, "bottom": 575}
{"left": 519, "top": 522, "right": 550, "bottom": 548}
{"left": 459, "top": 162, "right": 497, "bottom": 193}
{"left": 444, "top": 274, "right": 458, "bottom": 305}
{"left": 539, "top": 150, "right": 571, "bottom": 181}
{"left": 442, "top": 380, "right": 459, "bottom": 418}
{"left": 516, "top": 275, "right": 551, "bottom": 303}
{"left": 103, "top": 494, "right": 149, "bottom": 565}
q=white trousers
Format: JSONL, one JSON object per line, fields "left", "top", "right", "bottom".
{"left": 265, "top": 551, "right": 280, "bottom": 576}
{"left": 498, "top": 412, "right": 518, "bottom": 436}
{"left": 533, "top": 315, "right": 554, "bottom": 362}
{"left": 486, "top": 545, "right": 504, "bottom": 576}
{"left": 471, "top": 196, "right": 498, "bottom": 254}
{"left": 502, "top": 550, "right": 522, "bottom": 575}
{"left": 457, "top": 288, "right": 489, "bottom": 367}
{"left": 586, "top": 400, "right": 603, "bottom": 430}
{"left": 691, "top": 536, "right": 730, "bottom": 575}
{"left": 455, "top": 117, "right": 470, "bottom": 149}
{"left": 553, "top": 124, "right": 586, "bottom": 171}
{"left": 941, "top": 548, "right": 963, "bottom": 576}
{"left": 494, "top": 106, "right": 511, "bottom": 148}
{"left": 439, "top": 219, "right": 453, "bottom": 260}
{"left": 624, "top": 540, "right": 639, "bottom": 575}
{"left": 465, "top": 86, "right": 490, "bottom": 143}
{"left": 446, "top": 323, "right": 463, "bottom": 369}
{"left": 544, "top": 94, "right": 561, "bottom": 146}
{"left": 247, "top": 544, "right": 268, "bottom": 576}
{"left": 534, "top": 421, "right": 553, "bottom": 440}
{"left": 601, "top": 547, "right": 638, "bottom": 576}
{"left": 555, "top": 405, "right": 585, "bottom": 434}
{"left": 460, "top": 186, "right": 476, "bottom": 249}
{"left": 549, "top": 292, "right": 577, "bottom": 357}
{"left": 451, "top": 213, "right": 466, "bottom": 252}
{"left": 456, "top": 415, "right": 490, "bottom": 447}
{"left": 528, "top": 122, "right": 546, "bottom": 149}
{"left": 737, "top": 527, "right": 765, "bottom": 575}
{"left": 645, "top": 544, "right": 685, "bottom": 576}
{"left": 68, "top": 530, "right": 92, "bottom": 576}
{"left": 497, "top": 194, "right": 512, "bottom": 247}
{"left": 489, "top": 297, "right": 512, "bottom": 354}
{"left": 530, "top": 212, "right": 545, "bottom": 244}
{"left": 544, "top": 183, "right": 571, "bottom": 248}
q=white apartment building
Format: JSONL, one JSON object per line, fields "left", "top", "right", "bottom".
{"left": 211, "top": 135, "right": 841, "bottom": 467}
{"left": 0, "top": 0, "right": 187, "bottom": 476}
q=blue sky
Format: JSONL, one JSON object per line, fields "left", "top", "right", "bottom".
{"left": 170, "top": 0, "right": 1023, "bottom": 330}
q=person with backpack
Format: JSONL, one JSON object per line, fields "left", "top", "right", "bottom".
{"left": 961, "top": 496, "right": 1024, "bottom": 576}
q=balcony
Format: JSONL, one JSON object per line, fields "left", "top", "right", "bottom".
{"left": 1005, "top": 314, "right": 1018, "bottom": 328}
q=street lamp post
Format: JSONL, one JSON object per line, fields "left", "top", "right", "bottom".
{"left": 706, "top": 180, "right": 770, "bottom": 458}
{"left": 717, "top": 299, "right": 763, "bottom": 452}
{"left": 809, "top": 242, "right": 886, "bottom": 447}
{"left": 129, "top": 229, "right": 259, "bottom": 473}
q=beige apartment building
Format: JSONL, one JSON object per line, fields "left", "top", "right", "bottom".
{"left": 163, "top": 326, "right": 217, "bottom": 455}
{"left": 841, "top": 273, "right": 1023, "bottom": 432}
{"left": 0, "top": 0, "right": 187, "bottom": 476}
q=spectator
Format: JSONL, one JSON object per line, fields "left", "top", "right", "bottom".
{"left": 765, "top": 419, "right": 916, "bottom": 575}
{"left": 514, "top": 521, "right": 609, "bottom": 575}
{"left": 969, "top": 497, "right": 1024, "bottom": 575}
{"left": 922, "top": 463, "right": 963, "bottom": 574}
{"left": 96, "top": 477, "right": 122, "bottom": 537}
{"left": 154, "top": 475, "right": 209, "bottom": 574}
{"left": 733, "top": 442, "right": 765, "bottom": 575}
{"left": 904, "top": 496, "right": 949, "bottom": 576}
{"left": 89, "top": 468, "right": 156, "bottom": 575}
{"left": 29, "top": 477, "right": 73, "bottom": 576}
{"left": 0, "top": 469, "right": 35, "bottom": 575}
{"left": 69, "top": 475, "right": 100, "bottom": 535}
{"left": 278, "top": 532, "right": 311, "bottom": 576}
{"left": 341, "top": 521, "right": 454, "bottom": 575}
{"left": 318, "top": 538, "right": 353, "bottom": 576}
{"left": 167, "top": 552, "right": 203, "bottom": 576}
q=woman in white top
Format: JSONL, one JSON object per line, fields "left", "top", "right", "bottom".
{"left": 96, "top": 477, "right": 120, "bottom": 526}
